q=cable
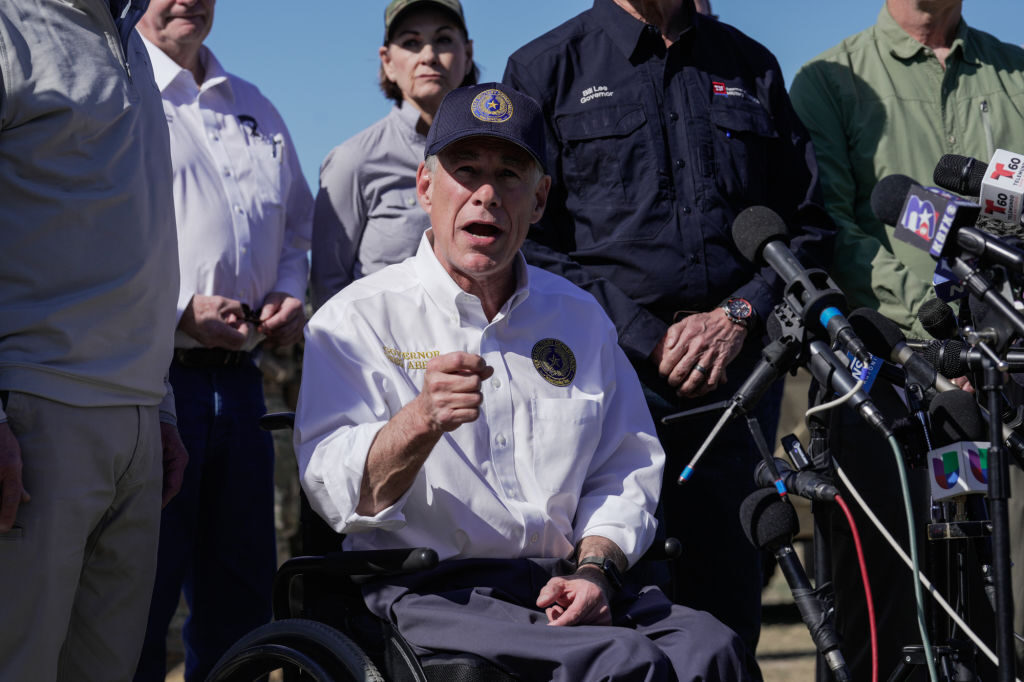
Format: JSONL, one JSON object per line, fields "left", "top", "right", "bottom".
{"left": 832, "top": 458, "right": 1021, "bottom": 679}
{"left": 835, "top": 493, "right": 878, "bottom": 682}
{"left": 884, "top": 434, "right": 938, "bottom": 682}
{"left": 804, "top": 379, "right": 865, "bottom": 420}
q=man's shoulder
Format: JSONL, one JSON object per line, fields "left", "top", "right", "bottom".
{"left": 506, "top": 9, "right": 594, "bottom": 68}
{"left": 316, "top": 260, "right": 419, "bottom": 311}
{"left": 966, "top": 24, "right": 1024, "bottom": 69}
{"left": 527, "top": 265, "right": 608, "bottom": 315}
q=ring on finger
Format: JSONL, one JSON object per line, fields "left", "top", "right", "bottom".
{"left": 693, "top": 363, "right": 709, "bottom": 378}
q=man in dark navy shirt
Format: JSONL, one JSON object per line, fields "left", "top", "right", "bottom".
{"left": 504, "top": 0, "right": 835, "bottom": 653}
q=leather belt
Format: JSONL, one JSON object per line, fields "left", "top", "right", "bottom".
{"left": 173, "top": 348, "right": 254, "bottom": 368}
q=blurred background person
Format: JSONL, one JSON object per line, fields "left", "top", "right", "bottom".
{"left": 310, "top": 0, "right": 478, "bottom": 308}
{"left": 133, "top": 0, "right": 313, "bottom": 679}
{"left": 0, "top": 1, "right": 185, "bottom": 679}
{"left": 790, "top": 0, "right": 1024, "bottom": 676}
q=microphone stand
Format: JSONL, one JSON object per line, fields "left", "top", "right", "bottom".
{"left": 978, "top": 356, "right": 1017, "bottom": 682}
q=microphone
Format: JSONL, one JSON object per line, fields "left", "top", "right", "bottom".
{"left": 927, "top": 391, "right": 997, "bottom": 607}
{"left": 847, "top": 308, "right": 959, "bottom": 396}
{"left": 917, "top": 298, "right": 961, "bottom": 341}
{"left": 871, "top": 174, "right": 1024, "bottom": 273}
{"left": 732, "top": 206, "right": 872, "bottom": 366}
{"left": 935, "top": 150, "right": 1024, "bottom": 228}
{"left": 740, "top": 489, "right": 851, "bottom": 681}
{"left": 754, "top": 457, "right": 838, "bottom": 502}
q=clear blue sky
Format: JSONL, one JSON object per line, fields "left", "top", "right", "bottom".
{"left": 205, "top": 1, "right": 1024, "bottom": 192}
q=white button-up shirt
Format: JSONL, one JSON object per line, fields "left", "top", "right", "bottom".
{"left": 296, "top": 233, "right": 665, "bottom": 566}
{"left": 142, "top": 38, "right": 313, "bottom": 347}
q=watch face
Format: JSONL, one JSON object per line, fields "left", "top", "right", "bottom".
{"left": 726, "top": 298, "right": 753, "bottom": 319}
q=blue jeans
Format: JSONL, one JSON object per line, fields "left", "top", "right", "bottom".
{"left": 134, "top": 359, "right": 276, "bottom": 682}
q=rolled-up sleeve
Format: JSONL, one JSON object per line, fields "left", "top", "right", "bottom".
{"left": 294, "top": 310, "right": 411, "bottom": 533}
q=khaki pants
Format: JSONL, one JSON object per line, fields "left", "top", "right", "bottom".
{"left": 0, "top": 392, "right": 162, "bottom": 682}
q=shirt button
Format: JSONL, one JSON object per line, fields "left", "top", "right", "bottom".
{"left": 208, "top": 132, "right": 218, "bottom": 141}
{"left": 406, "top": 197, "right": 416, "bottom": 206}
{"left": 681, "top": 206, "right": 692, "bottom": 215}
{"left": 222, "top": 168, "right": 232, "bottom": 177}
{"left": 948, "top": 135, "right": 957, "bottom": 144}
{"left": 491, "top": 377, "right": 501, "bottom": 389}
{"left": 675, "top": 159, "right": 685, "bottom": 169}
{"left": 496, "top": 434, "right": 507, "bottom": 447}
{"left": 234, "top": 205, "right": 243, "bottom": 214}
{"left": 668, "top": 112, "right": 679, "bottom": 122}
{"left": 530, "top": 533, "right": 539, "bottom": 544}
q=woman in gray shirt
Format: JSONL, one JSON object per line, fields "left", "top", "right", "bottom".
{"left": 311, "top": 0, "right": 478, "bottom": 308}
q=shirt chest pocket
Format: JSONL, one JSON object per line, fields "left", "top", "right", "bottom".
{"left": 555, "top": 104, "right": 648, "bottom": 207}
{"left": 708, "top": 98, "right": 778, "bottom": 203}
{"left": 530, "top": 397, "right": 601, "bottom": 494}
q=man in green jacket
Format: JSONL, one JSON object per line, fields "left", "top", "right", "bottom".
{"left": 790, "top": 1, "right": 1024, "bottom": 677}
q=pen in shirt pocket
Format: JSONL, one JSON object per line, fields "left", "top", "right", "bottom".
{"left": 272, "top": 133, "right": 284, "bottom": 163}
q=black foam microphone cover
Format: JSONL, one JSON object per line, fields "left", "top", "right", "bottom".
{"left": 920, "top": 339, "right": 967, "bottom": 379}
{"left": 927, "top": 390, "right": 987, "bottom": 447}
{"left": 918, "top": 298, "right": 960, "bottom": 340}
{"left": 847, "top": 307, "right": 906, "bottom": 358}
{"left": 933, "top": 153, "right": 986, "bottom": 196}
{"left": 739, "top": 488, "right": 799, "bottom": 552}
{"left": 870, "top": 174, "right": 919, "bottom": 227}
{"left": 732, "top": 205, "right": 788, "bottom": 264}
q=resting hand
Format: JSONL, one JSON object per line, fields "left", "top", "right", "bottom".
{"left": 159, "top": 422, "right": 189, "bottom": 508}
{"left": 650, "top": 309, "right": 746, "bottom": 398}
{"left": 411, "top": 352, "right": 494, "bottom": 434}
{"left": 178, "top": 294, "right": 250, "bottom": 350}
{"left": 536, "top": 571, "right": 612, "bottom": 626}
{"left": 0, "top": 422, "right": 30, "bottom": 532}
{"left": 259, "top": 292, "right": 305, "bottom": 347}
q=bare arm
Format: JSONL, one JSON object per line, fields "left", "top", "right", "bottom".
{"left": 356, "top": 352, "right": 493, "bottom": 516}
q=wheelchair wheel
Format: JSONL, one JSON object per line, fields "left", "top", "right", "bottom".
{"left": 207, "top": 618, "right": 385, "bottom": 682}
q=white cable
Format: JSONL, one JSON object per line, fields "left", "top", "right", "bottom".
{"left": 832, "top": 458, "right": 1020, "bottom": 679}
{"left": 804, "top": 378, "right": 865, "bottom": 420}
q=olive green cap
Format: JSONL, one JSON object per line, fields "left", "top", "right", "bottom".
{"left": 383, "top": 0, "right": 467, "bottom": 44}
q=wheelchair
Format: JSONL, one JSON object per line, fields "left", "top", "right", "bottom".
{"left": 207, "top": 412, "right": 680, "bottom": 682}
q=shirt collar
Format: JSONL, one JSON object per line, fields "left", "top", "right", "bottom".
{"left": 141, "top": 36, "right": 232, "bottom": 98}
{"left": 592, "top": 0, "right": 650, "bottom": 62}
{"left": 413, "top": 231, "right": 531, "bottom": 327}
{"left": 878, "top": 4, "right": 975, "bottom": 65}
{"left": 393, "top": 102, "right": 428, "bottom": 148}
{"left": 110, "top": 0, "right": 148, "bottom": 53}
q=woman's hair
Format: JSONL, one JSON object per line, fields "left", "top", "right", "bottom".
{"left": 379, "top": 21, "right": 478, "bottom": 104}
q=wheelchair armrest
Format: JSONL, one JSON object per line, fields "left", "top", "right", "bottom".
{"left": 639, "top": 537, "right": 682, "bottom": 561}
{"left": 273, "top": 548, "right": 439, "bottom": 620}
{"left": 259, "top": 411, "right": 295, "bottom": 431}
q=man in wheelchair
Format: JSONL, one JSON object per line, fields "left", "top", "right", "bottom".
{"left": 294, "top": 82, "right": 757, "bottom": 681}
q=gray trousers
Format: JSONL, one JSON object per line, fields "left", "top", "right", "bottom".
{"left": 0, "top": 392, "right": 162, "bottom": 682}
{"left": 362, "top": 557, "right": 759, "bottom": 681}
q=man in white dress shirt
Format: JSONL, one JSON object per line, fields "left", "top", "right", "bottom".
{"left": 295, "top": 82, "right": 755, "bottom": 681}
{"left": 133, "top": 1, "right": 313, "bottom": 679}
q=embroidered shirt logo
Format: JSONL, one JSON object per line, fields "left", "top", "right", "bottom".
{"left": 531, "top": 338, "right": 576, "bottom": 387}
{"left": 580, "top": 85, "right": 613, "bottom": 104}
{"left": 713, "top": 82, "right": 759, "bottom": 104}
{"left": 383, "top": 345, "right": 440, "bottom": 371}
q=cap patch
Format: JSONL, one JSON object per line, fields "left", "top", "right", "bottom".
{"left": 532, "top": 338, "right": 576, "bottom": 387}
{"left": 471, "top": 89, "right": 514, "bottom": 123}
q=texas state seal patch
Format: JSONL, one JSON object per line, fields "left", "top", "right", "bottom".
{"left": 471, "top": 88, "right": 514, "bottom": 123}
{"left": 531, "top": 338, "right": 576, "bottom": 387}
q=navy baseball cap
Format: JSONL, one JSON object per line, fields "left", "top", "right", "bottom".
{"left": 424, "top": 83, "right": 548, "bottom": 173}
